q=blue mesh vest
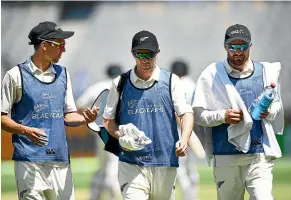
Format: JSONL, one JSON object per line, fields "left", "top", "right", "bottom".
{"left": 11, "top": 61, "right": 69, "bottom": 163}
{"left": 212, "top": 61, "right": 265, "bottom": 155}
{"left": 118, "top": 69, "right": 179, "bottom": 167}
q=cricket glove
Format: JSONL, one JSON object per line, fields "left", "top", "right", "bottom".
{"left": 119, "top": 123, "right": 151, "bottom": 151}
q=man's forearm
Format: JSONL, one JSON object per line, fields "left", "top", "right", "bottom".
{"left": 103, "top": 118, "right": 121, "bottom": 139}
{"left": 179, "top": 112, "right": 194, "bottom": 140}
{"left": 193, "top": 107, "right": 225, "bottom": 127}
{"left": 1, "top": 114, "right": 26, "bottom": 135}
{"left": 64, "top": 112, "right": 86, "bottom": 127}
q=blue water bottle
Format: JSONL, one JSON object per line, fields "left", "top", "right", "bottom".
{"left": 251, "top": 83, "right": 276, "bottom": 120}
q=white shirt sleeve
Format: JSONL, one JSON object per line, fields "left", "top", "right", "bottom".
{"left": 171, "top": 74, "right": 193, "bottom": 116}
{"left": 103, "top": 76, "right": 121, "bottom": 119}
{"left": 64, "top": 70, "right": 77, "bottom": 113}
{"left": 1, "top": 71, "right": 18, "bottom": 113}
{"left": 193, "top": 107, "right": 226, "bottom": 127}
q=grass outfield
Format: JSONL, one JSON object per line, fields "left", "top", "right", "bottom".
{"left": 2, "top": 157, "right": 291, "bottom": 200}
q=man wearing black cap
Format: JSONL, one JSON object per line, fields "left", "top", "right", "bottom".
{"left": 193, "top": 24, "right": 284, "bottom": 200}
{"left": 1, "top": 21, "right": 99, "bottom": 199}
{"left": 103, "top": 30, "right": 194, "bottom": 200}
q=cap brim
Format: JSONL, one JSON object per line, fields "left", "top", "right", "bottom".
{"left": 225, "top": 37, "right": 251, "bottom": 44}
{"left": 44, "top": 30, "right": 74, "bottom": 40}
{"left": 56, "top": 30, "right": 74, "bottom": 39}
{"left": 132, "top": 44, "right": 159, "bottom": 52}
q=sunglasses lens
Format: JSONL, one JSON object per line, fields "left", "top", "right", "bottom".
{"left": 228, "top": 44, "right": 250, "bottom": 51}
{"left": 241, "top": 44, "right": 249, "bottom": 51}
{"left": 135, "top": 52, "right": 156, "bottom": 59}
{"left": 228, "top": 45, "right": 235, "bottom": 51}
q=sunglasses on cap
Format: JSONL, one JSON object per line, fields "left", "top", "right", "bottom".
{"left": 133, "top": 51, "right": 157, "bottom": 60}
{"left": 227, "top": 43, "right": 250, "bottom": 52}
{"left": 39, "top": 38, "right": 66, "bottom": 50}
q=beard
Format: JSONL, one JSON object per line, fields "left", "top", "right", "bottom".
{"left": 227, "top": 51, "right": 249, "bottom": 67}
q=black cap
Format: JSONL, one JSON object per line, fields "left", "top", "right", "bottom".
{"left": 106, "top": 64, "right": 122, "bottom": 79}
{"left": 28, "top": 21, "right": 74, "bottom": 45}
{"left": 224, "top": 24, "right": 251, "bottom": 44}
{"left": 131, "top": 30, "right": 159, "bottom": 52}
{"left": 171, "top": 60, "right": 189, "bottom": 76}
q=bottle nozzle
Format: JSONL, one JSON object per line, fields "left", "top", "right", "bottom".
{"left": 270, "top": 83, "right": 276, "bottom": 88}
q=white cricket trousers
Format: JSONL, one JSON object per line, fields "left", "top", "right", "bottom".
{"left": 214, "top": 159, "right": 274, "bottom": 200}
{"left": 118, "top": 161, "right": 177, "bottom": 200}
{"left": 14, "top": 161, "right": 75, "bottom": 200}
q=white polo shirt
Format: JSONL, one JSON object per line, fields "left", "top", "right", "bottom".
{"left": 1, "top": 58, "right": 77, "bottom": 114}
{"left": 103, "top": 66, "right": 193, "bottom": 119}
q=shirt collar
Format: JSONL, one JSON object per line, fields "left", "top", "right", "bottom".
{"left": 131, "top": 65, "right": 160, "bottom": 83}
{"left": 28, "top": 57, "right": 56, "bottom": 74}
{"left": 223, "top": 59, "right": 253, "bottom": 74}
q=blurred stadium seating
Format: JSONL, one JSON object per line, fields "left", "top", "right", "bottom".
{"left": 1, "top": 1, "right": 291, "bottom": 158}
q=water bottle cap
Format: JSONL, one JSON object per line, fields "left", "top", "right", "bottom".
{"left": 270, "top": 83, "right": 276, "bottom": 88}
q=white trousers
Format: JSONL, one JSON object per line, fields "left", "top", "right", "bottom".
{"left": 15, "top": 161, "right": 75, "bottom": 200}
{"left": 118, "top": 161, "right": 177, "bottom": 200}
{"left": 213, "top": 159, "right": 274, "bottom": 200}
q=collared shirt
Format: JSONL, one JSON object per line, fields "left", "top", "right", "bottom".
{"left": 223, "top": 59, "right": 254, "bottom": 79}
{"left": 103, "top": 66, "right": 193, "bottom": 119}
{"left": 1, "top": 58, "right": 77, "bottom": 114}
{"left": 129, "top": 65, "right": 160, "bottom": 89}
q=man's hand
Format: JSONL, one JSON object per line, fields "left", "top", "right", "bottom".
{"left": 21, "top": 126, "right": 48, "bottom": 146}
{"left": 175, "top": 137, "right": 188, "bottom": 157}
{"left": 83, "top": 107, "right": 99, "bottom": 124}
{"left": 225, "top": 109, "right": 243, "bottom": 124}
{"left": 119, "top": 135, "right": 146, "bottom": 151}
{"left": 119, "top": 136, "right": 136, "bottom": 151}
{"left": 118, "top": 124, "right": 152, "bottom": 151}
{"left": 260, "top": 110, "right": 270, "bottom": 119}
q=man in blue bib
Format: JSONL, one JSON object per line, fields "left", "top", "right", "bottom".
{"left": 1, "top": 21, "right": 99, "bottom": 200}
{"left": 193, "top": 24, "right": 284, "bottom": 200}
{"left": 103, "top": 30, "right": 194, "bottom": 200}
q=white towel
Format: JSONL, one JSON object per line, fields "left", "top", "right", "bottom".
{"left": 215, "top": 62, "right": 253, "bottom": 152}
{"left": 193, "top": 61, "right": 284, "bottom": 165}
{"left": 261, "top": 62, "right": 284, "bottom": 158}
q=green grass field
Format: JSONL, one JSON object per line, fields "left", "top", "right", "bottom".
{"left": 2, "top": 157, "right": 291, "bottom": 200}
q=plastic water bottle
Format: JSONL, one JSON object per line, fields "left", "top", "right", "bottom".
{"left": 251, "top": 83, "right": 276, "bottom": 120}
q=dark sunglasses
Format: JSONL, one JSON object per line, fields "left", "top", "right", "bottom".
{"left": 133, "top": 51, "right": 157, "bottom": 59}
{"left": 227, "top": 43, "right": 250, "bottom": 52}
